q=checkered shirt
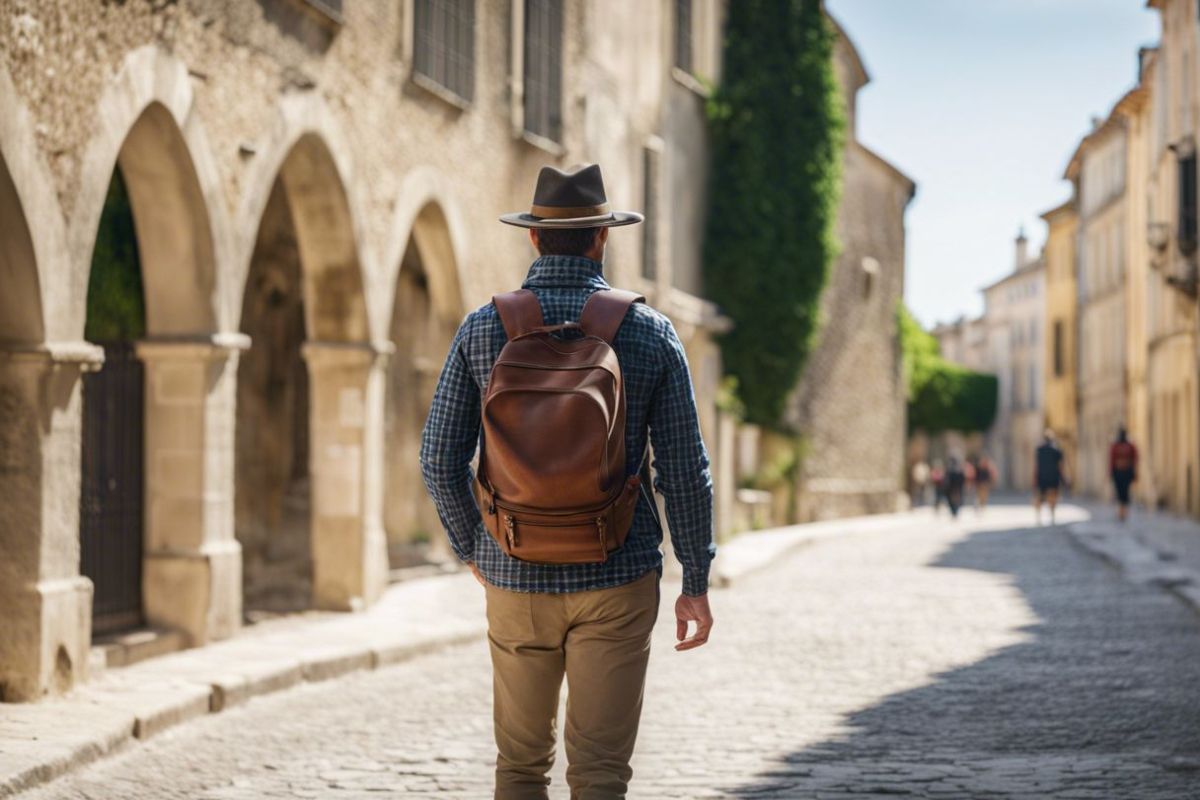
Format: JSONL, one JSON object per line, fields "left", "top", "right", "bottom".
{"left": 419, "top": 255, "right": 715, "bottom": 596}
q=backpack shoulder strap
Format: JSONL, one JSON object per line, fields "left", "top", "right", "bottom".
{"left": 492, "top": 289, "right": 544, "bottom": 340}
{"left": 579, "top": 289, "right": 644, "bottom": 344}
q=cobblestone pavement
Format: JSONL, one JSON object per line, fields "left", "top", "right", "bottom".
{"left": 19, "top": 505, "right": 1200, "bottom": 799}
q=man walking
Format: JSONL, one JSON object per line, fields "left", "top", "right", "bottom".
{"left": 420, "top": 164, "right": 716, "bottom": 799}
{"left": 1034, "top": 430, "right": 1068, "bottom": 525}
{"left": 1110, "top": 427, "right": 1139, "bottom": 522}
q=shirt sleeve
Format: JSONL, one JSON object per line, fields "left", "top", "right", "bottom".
{"left": 647, "top": 319, "right": 717, "bottom": 596}
{"left": 419, "top": 315, "right": 484, "bottom": 563}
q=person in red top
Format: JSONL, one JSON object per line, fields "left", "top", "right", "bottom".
{"left": 1109, "top": 427, "right": 1139, "bottom": 522}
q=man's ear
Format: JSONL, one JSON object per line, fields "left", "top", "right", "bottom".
{"left": 528, "top": 228, "right": 539, "bottom": 251}
{"left": 596, "top": 228, "right": 610, "bottom": 246}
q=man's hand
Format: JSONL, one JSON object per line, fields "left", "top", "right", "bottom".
{"left": 466, "top": 561, "right": 485, "bottom": 587}
{"left": 674, "top": 592, "right": 713, "bottom": 651}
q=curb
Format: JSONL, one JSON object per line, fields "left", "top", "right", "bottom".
{"left": 1067, "top": 521, "right": 1200, "bottom": 617}
{"left": 0, "top": 577, "right": 487, "bottom": 798}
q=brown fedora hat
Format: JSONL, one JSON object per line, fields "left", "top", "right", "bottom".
{"left": 500, "top": 164, "right": 643, "bottom": 229}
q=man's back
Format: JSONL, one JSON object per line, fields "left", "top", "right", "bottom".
{"left": 1036, "top": 443, "right": 1062, "bottom": 483}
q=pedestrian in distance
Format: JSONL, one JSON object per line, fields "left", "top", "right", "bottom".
{"left": 943, "top": 456, "right": 966, "bottom": 518}
{"left": 1033, "top": 429, "right": 1068, "bottom": 525}
{"left": 973, "top": 454, "right": 994, "bottom": 513}
{"left": 930, "top": 459, "right": 946, "bottom": 514}
{"left": 1110, "top": 426, "right": 1139, "bottom": 523}
{"left": 910, "top": 459, "right": 930, "bottom": 507}
{"left": 420, "top": 164, "right": 715, "bottom": 800}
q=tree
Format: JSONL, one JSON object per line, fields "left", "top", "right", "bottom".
{"left": 703, "top": 0, "right": 846, "bottom": 427}
{"left": 898, "top": 305, "right": 998, "bottom": 434}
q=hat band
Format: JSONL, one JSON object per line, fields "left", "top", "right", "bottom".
{"left": 530, "top": 202, "right": 611, "bottom": 219}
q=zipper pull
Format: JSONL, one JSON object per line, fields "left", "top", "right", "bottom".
{"left": 505, "top": 515, "right": 518, "bottom": 549}
{"left": 597, "top": 516, "right": 608, "bottom": 558}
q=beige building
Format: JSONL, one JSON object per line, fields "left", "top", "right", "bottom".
{"left": 1145, "top": 0, "right": 1200, "bottom": 515}
{"left": 1040, "top": 200, "right": 1079, "bottom": 476}
{"left": 931, "top": 316, "right": 988, "bottom": 373}
{"left": 979, "top": 234, "right": 1046, "bottom": 490}
{"left": 0, "top": 0, "right": 732, "bottom": 701}
{"left": 785, "top": 17, "right": 915, "bottom": 520}
{"left": 1066, "top": 106, "right": 1128, "bottom": 500}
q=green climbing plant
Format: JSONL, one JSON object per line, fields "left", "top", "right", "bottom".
{"left": 702, "top": 0, "right": 846, "bottom": 428}
{"left": 898, "top": 304, "right": 998, "bottom": 434}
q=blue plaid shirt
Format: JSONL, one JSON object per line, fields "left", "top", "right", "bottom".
{"left": 419, "top": 255, "right": 715, "bottom": 596}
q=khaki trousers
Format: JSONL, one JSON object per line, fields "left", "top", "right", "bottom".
{"left": 485, "top": 570, "right": 660, "bottom": 800}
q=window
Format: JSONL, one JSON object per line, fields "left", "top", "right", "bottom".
{"left": 674, "top": 0, "right": 694, "bottom": 73}
{"left": 302, "top": 0, "right": 343, "bottom": 21}
{"left": 523, "top": 0, "right": 563, "bottom": 143}
{"left": 1053, "top": 319, "right": 1065, "bottom": 377}
{"left": 413, "top": 0, "right": 475, "bottom": 105}
{"left": 641, "top": 146, "right": 661, "bottom": 281}
{"left": 1178, "top": 150, "right": 1197, "bottom": 255}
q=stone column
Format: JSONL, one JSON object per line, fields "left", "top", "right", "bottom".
{"left": 0, "top": 342, "right": 102, "bottom": 701}
{"left": 135, "top": 334, "right": 248, "bottom": 646}
{"left": 302, "top": 341, "right": 392, "bottom": 611}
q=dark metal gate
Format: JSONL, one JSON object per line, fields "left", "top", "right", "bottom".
{"left": 80, "top": 341, "right": 145, "bottom": 636}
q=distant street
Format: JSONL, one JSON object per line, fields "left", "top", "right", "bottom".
{"left": 21, "top": 503, "right": 1200, "bottom": 799}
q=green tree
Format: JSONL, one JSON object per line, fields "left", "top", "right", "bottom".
{"left": 703, "top": 0, "right": 846, "bottom": 427}
{"left": 85, "top": 168, "right": 146, "bottom": 343}
{"left": 898, "top": 305, "right": 998, "bottom": 434}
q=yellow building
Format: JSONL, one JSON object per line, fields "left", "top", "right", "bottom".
{"left": 1146, "top": 0, "right": 1200, "bottom": 514}
{"left": 1040, "top": 200, "right": 1078, "bottom": 477}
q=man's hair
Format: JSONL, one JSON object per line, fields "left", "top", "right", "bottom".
{"left": 534, "top": 227, "right": 602, "bottom": 257}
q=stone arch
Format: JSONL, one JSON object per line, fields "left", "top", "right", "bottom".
{"left": 382, "top": 187, "right": 468, "bottom": 565}
{"left": 235, "top": 110, "right": 384, "bottom": 612}
{"left": 71, "top": 45, "right": 233, "bottom": 338}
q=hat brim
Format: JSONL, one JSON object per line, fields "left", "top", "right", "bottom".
{"left": 499, "top": 210, "right": 644, "bottom": 229}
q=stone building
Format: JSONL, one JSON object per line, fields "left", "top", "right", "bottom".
{"left": 1040, "top": 199, "right": 1079, "bottom": 477}
{"left": 1066, "top": 104, "right": 1129, "bottom": 500}
{"left": 1144, "top": 0, "right": 1199, "bottom": 515}
{"left": 784, "top": 17, "right": 915, "bottom": 521}
{"left": 979, "top": 233, "right": 1045, "bottom": 490}
{"left": 0, "top": 0, "right": 731, "bottom": 701}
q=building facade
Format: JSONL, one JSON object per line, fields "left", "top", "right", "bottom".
{"left": 0, "top": 0, "right": 731, "bottom": 701}
{"left": 1041, "top": 200, "right": 1079, "bottom": 477}
{"left": 1067, "top": 109, "right": 1128, "bottom": 500}
{"left": 785, "top": 17, "right": 915, "bottom": 520}
{"left": 979, "top": 234, "right": 1046, "bottom": 490}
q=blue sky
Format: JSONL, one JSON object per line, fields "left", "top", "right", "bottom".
{"left": 825, "top": 0, "right": 1160, "bottom": 327}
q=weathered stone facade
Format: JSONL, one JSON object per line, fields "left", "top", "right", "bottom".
{"left": 785, "top": 20, "right": 915, "bottom": 521}
{"left": 0, "top": 0, "right": 729, "bottom": 700}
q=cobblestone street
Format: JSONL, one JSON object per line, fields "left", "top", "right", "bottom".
{"left": 19, "top": 505, "right": 1200, "bottom": 799}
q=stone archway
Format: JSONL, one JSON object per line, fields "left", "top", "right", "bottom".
{"left": 384, "top": 203, "right": 465, "bottom": 566}
{"left": 236, "top": 133, "right": 387, "bottom": 613}
{"left": 77, "top": 100, "right": 240, "bottom": 648}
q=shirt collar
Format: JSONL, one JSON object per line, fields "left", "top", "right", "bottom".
{"left": 521, "top": 255, "right": 611, "bottom": 291}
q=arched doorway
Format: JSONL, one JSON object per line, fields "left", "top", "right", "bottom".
{"left": 236, "top": 133, "right": 382, "bottom": 613}
{"left": 80, "top": 166, "right": 147, "bottom": 636}
{"left": 385, "top": 203, "right": 463, "bottom": 566}
{"left": 77, "top": 101, "right": 224, "bottom": 643}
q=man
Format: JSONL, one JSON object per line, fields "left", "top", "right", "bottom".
{"left": 1110, "top": 427, "right": 1139, "bottom": 523}
{"left": 943, "top": 456, "right": 966, "bottom": 518}
{"left": 1034, "top": 430, "right": 1068, "bottom": 525}
{"left": 420, "top": 164, "right": 716, "bottom": 799}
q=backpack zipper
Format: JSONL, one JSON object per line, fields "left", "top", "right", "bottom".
{"left": 505, "top": 514, "right": 518, "bottom": 549}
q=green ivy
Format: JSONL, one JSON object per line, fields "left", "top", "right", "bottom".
{"left": 702, "top": 0, "right": 846, "bottom": 428}
{"left": 898, "top": 305, "right": 998, "bottom": 434}
{"left": 85, "top": 168, "right": 146, "bottom": 343}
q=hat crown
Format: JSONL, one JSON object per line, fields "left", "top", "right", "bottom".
{"left": 533, "top": 164, "right": 608, "bottom": 210}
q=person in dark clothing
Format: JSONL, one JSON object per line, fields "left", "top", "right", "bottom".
{"left": 1110, "top": 427, "right": 1139, "bottom": 522}
{"left": 973, "top": 455, "right": 994, "bottom": 513}
{"left": 943, "top": 457, "right": 966, "bottom": 518}
{"left": 1034, "top": 430, "right": 1067, "bottom": 525}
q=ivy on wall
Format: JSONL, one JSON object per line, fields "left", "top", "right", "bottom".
{"left": 702, "top": 0, "right": 846, "bottom": 428}
{"left": 85, "top": 168, "right": 146, "bottom": 344}
{"left": 899, "top": 305, "right": 998, "bottom": 434}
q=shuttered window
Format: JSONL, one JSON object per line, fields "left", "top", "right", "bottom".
{"left": 1178, "top": 151, "right": 1197, "bottom": 255}
{"left": 674, "top": 0, "right": 693, "bottom": 73}
{"left": 413, "top": 0, "right": 475, "bottom": 105}
{"left": 641, "top": 147, "right": 660, "bottom": 281}
{"left": 523, "top": 0, "right": 563, "bottom": 142}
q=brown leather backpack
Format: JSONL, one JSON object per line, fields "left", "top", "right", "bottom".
{"left": 475, "top": 287, "right": 644, "bottom": 564}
